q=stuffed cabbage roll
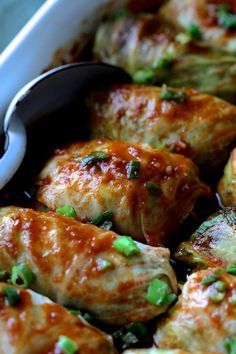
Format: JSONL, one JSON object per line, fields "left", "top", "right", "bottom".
{"left": 0, "top": 206, "right": 177, "bottom": 325}
{"left": 124, "top": 349, "right": 220, "bottom": 354}
{"left": 36, "top": 139, "right": 209, "bottom": 246}
{"left": 154, "top": 269, "right": 236, "bottom": 353}
{"left": 94, "top": 13, "right": 236, "bottom": 101}
{"left": 159, "top": 0, "right": 236, "bottom": 53}
{"left": 89, "top": 84, "right": 236, "bottom": 167}
{"left": 175, "top": 208, "right": 236, "bottom": 269}
{"left": 0, "top": 283, "right": 116, "bottom": 354}
{"left": 218, "top": 148, "right": 236, "bottom": 206}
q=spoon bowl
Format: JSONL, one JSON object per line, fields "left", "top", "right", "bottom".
{"left": 0, "top": 62, "right": 130, "bottom": 190}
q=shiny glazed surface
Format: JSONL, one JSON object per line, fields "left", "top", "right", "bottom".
{"left": 0, "top": 206, "right": 177, "bottom": 325}
{"left": 0, "top": 283, "right": 116, "bottom": 354}
{"left": 154, "top": 269, "right": 236, "bottom": 352}
{"left": 36, "top": 139, "right": 209, "bottom": 246}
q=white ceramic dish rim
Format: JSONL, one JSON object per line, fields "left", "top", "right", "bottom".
{"left": 0, "top": 0, "right": 128, "bottom": 189}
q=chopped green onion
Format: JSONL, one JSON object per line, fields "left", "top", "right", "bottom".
{"left": 208, "top": 289, "right": 225, "bottom": 303}
{"left": 145, "top": 181, "right": 162, "bottom": 197}
{"left": 187, "top": 24, "right": 202, "bottom": 40}
{"left": 146, "top": 279, "right": 176, "bottom": 306}
{"left": 160, "top": 88, "right": 188, "bottom": 104}
{"left": 10, "top": 264, "right": 36, "bottom": 289}
{"left": 0, "top": 270, "right": 8, "bottom": 282}
{"left": 166, "top": 293, "right": 178, "bottom": 304}
{"left": 58, "top": 336, "right": 78, "bottom": 354}
{"left": 201, "top": 271, "right": 221, "bottom": 286}
{"left": 214, "top": 280, "right": 227, "bottom": 292}
{"left": 154, "top": 58, "right": 172, "bottom": 70}
{"left": 132, "top": 69, "right": 156, "bottom": 84}
{"left": 216, "top": 5, "right": 236, "bottom": 29}
{"left": 112, "top": 9, "right": 130, "bottom": 20}
{"left": 156, "top": 143, "right": 165, "bottom": 150}
{"left": 97, "top": 258, "right": 113, "bottom": 272}
{"left": 80, "top": 151, "right": 109, "bottom": 167}
{"left": 175, "top": 32, "right": 191, "bottom": 44}
{"left": 224, "top": 338, "right": 236, "bottom": 354}
{"left": 226, "top": 263, "right": 236, "bottom": 275}
{"left": 56, "top": 205, "right": 77, "bottom": 218}
{"left": 91, "top": 211, "right": 113, "bottom": 226}
{"left": 113, "top": 236, "right": 140, "bottom": 257}
{"left": 126, "top": 160, "right": 140, "bottom": 179}
{"left": 2, "top": 286, "right": 21, "bottom": 306}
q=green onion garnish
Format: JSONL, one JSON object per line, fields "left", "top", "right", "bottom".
{"left": 160, "top": 88, "right": 188, "bottom": 104}
{"left": 224, "top": 338, "right": 236, "bottom": 354}
{"left": 226, "top": 263, "right": 236, "bottom": 275}
{"left": 175, "top": 32, "right": 191, "bottom": 44}
{"left": 113, "top": 236, "right": 140, "bottom": 257}
{"left": 154, "top": 52, "right": 173, "bottom": 69}
{"left": 216, "top": 5, "right": 236, "bottom": 29}
{"left": 126, "top": 160, "right": 140, "bottom": 179}
{"left": 145, "top": 181, "right": 162, "bottom": 197}
{"left": 2, "top": 286, "right": 21, "bottom": 306}
{"left": 132, "top": 69, "right": 156, "bottom": 84}
{"left": 201, "top": 271, "right": 221, "bottom": 286}
{"left": 187, "top": 24, "right": 202, "bottom": 40}
{"left": 155, "top": 58, "right": 172, "bottom": 70}
{"left": 156, "top": 143, "right": 165, "bottom": 150}
{"left": 80, "top": 151, "right": 109, "bottom": 167}
{"left": 208, "top": 289, "right": 225, "bottom": 303}
{"left": 58, "top": 336, "right": 78, "bottom": 354}
{"left": 91, "top": 211, "right": 113, "bottom": 227}
{"left": 146, "top": 279, "right": 176, "bottom": 306}
{"left": 10, "top": 264, "right": 36, "bottom": 289}
{"left": 214, "top": 280, "right": 227, "bottom": 292}
{"left": 56, "top": 205, "right": 77, "bottom": 218}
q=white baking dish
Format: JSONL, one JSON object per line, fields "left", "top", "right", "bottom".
{"left": 0, "top": 0, "right": 131, "bottom": 189}
{"left": 0, "top": 0, "right": 128, "bottom": 119}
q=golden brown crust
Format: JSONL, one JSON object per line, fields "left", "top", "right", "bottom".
{"left": 36, "top": 139, "right": 209, "bottom": 246}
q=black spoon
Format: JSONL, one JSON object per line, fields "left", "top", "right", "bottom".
{"left": 0, "top": 62, "right": 130, "bottom": 190}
